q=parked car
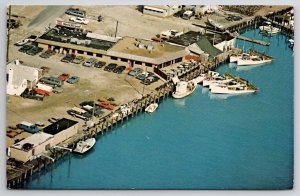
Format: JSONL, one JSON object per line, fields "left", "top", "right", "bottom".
{"left": 97, "top": 15, "right": 103, "bottom": 22}
{"left": 15, "top": 39, "right": 29, "bottom": 46}
{"left": 104, "top": 63, "right": 117, "bottom": 72}
{"left": 18, "top": 44, "right": 34, "bottom": 53}
{"left": 40, "top": 76, "right": 64, "bottom": 87}
{"left": 35, "top": 122, "right": 45, "bottom": 127}
{"left": 65, "top": 8, "right": 86, "bottom": 18}
{"left": 26, "top": 46, "right": 43, "bottom": 56}
{"left": 53, "top": 87, "right": 63, "bottom": 94}
{"left": 48, "top": 116, "right": 62, "bottom": 123}
{"left": 21, "top": 88, "right": 45, "bottom": 101}
{"left": 94, "top": 61, "right": 106, "bottom": 68}
{"left": 7, "top": 18, "right": 19, "bottom": 29}
{"left": 113, "top": 65, "right": 126, "bottom": 74}
{"left": 96, "top": 102, "right": 115, "bottom": 110}
{"left": 67, "top": 107, "right": 92, "bottom": 121}
{"left": 83, "top": 58, "right": 97, "bottom": 67}
{"left": 17, "top": 121, "right": 40, "bottom": 133}
{"left": 61, "top": 54, "right": 75, "bottom": 63}
{"left": 136, "top": 72, "right": 149, "bottom": 80}
{"left": 58, "top": 73, "right": 70, "bottom": 81}
{"left": 226, "top": 15, "right": 243, "bottom": 21}
{"left": 72, "top": 56, "right": 86, "bottom": 64}
{"left": 39, "top": 50, "right": 55, "bottom": 58}
{"left": 67, "top": 76, "right": 80, "bottom": 84}
{"left": 128, "top": 67, "right": 143, "bottom": 76}
{"left": 81, "top": 105, "right": 104, "bottom": 117}
{"left": 27, "top": 35, "right": 38, "bottom": 42}
{"left": 70, "top": 16, "right": 89, "bottom": 24}
{"left": 141, "top": 75, "right": 160, "bottom": 85}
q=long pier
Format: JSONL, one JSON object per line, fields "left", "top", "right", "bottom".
{"left": 237, "top": 36, "right": 270, "bottom": 46}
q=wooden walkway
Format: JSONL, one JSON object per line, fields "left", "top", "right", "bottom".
{"left": 237, "top": 36, "right": 270, "bottom": 46}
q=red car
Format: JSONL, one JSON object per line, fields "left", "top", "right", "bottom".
{"left": 96, "top": 102, "right": 115, "bottom": 110}
{"left": 58, "top": 73, "right": 70, "bottom": 81}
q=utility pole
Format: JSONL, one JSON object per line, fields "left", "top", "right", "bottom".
{"left": 6, "top": 5, "right": 11, "bottom": 63}
{"left": 114, "top": 20, "right": 119, "bottom": 38}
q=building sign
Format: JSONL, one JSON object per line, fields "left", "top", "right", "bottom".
{"left": 56, "top": 19, "right": 82, "bottom": 29}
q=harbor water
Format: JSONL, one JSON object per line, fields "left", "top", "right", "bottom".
{"left": 22, "top": 29, "right": 294, "bottom": 189}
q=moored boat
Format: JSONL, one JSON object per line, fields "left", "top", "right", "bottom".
{"left": 237, "top": 56, "right": 272, "bottom": 66}
{"left": 210, "top": 83, "right": 257, "bottom": 94}
{"left": 73, "top": 138, "right": 96, "bottom": 154}
{"left": 145, "top": 103, "right": 158, "bottom": 113}
{"left": 259, "top": 22, "right": 281, "bottom": 35}
{"left": 172, "top": 80, "right": 196, "bottom": 99}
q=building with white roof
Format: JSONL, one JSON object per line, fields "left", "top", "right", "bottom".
{"left": 143, "top": 5, "right": 182, "bottom": 17}
{"left": 6, "top": 59, "right": 41, "bottom": 96}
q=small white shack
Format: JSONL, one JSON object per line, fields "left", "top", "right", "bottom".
{"left": 6, "top": 59, "right": 41, "bottom": 96}
{"left": 143, "top": 5, "right": 182, "bottom": 17}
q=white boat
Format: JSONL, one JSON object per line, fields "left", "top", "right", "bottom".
{"left": 230, "top": 53, "right": 258, "bottom": 63}
{"left": 172, "top": 80, "right": 196, "bottom": 99}
{"left": 73, "top": 138, "right": 96, "bottom": 154}
{"left": 259, "top": 23, "right": 281, "bottom": 35}
{"left": 237, "top": 56, "right": 272, "bottom": 66}
{"left": 210, "top": 83, "right": 256, "bottom": 94}
{"left": 202, "top": 76, "right": 224, "bottom": 87}
{"left": 208, "top": 19, "right": 224, "bottom": 30}
{"left": 209, "top": 78, "right": 236, "bottom": 90}
{"left": 145, "top": 103, "right": 158, "bottom": 113}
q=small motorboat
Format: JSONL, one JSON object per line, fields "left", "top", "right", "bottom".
{"left": 259, "top": 22, "right": 281, "bottom": 35}
{"left": 73, "top": 138, "right": 96, "bottom": 154}
{"left": 145, "top": 103, "right": 158, "bottom": 113}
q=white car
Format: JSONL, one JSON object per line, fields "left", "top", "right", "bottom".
{"left": 70, "top": 16, "right": 89, "bottom": 24}
{"left": 14, "top": 39, "right": 29, "bottom": 46}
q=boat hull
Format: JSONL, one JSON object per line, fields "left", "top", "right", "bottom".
{"left": 237, "top": 59, "right": 272, "bottom": 66}
{"left": 145, "top": 103, "right": 158, "bottom": 113}
{"left": 73, "top": 138, "right": 96, "bottom": 154}
{"left": 172, "top": 85, "right": 196, "bottom": 99}
{"left": 210, "top": 86, "right": 256, "bottom": 94}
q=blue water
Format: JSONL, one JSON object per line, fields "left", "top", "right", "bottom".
{"left": 22, "top": 29, "right": 294, "bottom": 190}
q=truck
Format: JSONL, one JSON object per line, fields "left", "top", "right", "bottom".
{"left": 67, "top": 107, "right": 92, "bottom": 121}
{"left": 21, "top": 88, "right": 45, "bottom": 101}
{"left": 182, "top": 10, "right": 193, "bottom": 20}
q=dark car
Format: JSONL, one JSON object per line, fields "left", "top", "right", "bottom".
{"left": 39, "top": 50, "right": 55, "bottom": 58}
{"left": 61, "top": 54, "right": 75, "bottom": 63}
{"left": 113, "top": 65, "right": 126, "bottom": 74}
{"left": 18, "top": 44, "right": 34, "bottom": 53}
{"left": 94, "top": 61, "right": 106, "bottom": 68}
{"left": 104, "top": 63, "right": 117, "bottom": 72}
{"left": 26, "top": 46, "right": 43, "bottom": 56}
{"left": 226, "top": 15, "right": 243, "bottom": 21}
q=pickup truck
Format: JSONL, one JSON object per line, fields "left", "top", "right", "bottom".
{"left": 21, "top": 88, "right": 45, "bottom": 101}
{"left": 69, "top": 16, "right": 89, "bottom": 24}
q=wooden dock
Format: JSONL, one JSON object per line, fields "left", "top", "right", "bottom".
{"left": 237, "top": 36, "right": 270, "bottom": 46}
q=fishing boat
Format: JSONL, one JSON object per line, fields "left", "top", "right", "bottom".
{"left": 172, "top": 80, "right": 196, "bottom": 99}
{"left": 73, "top": 138, "right": 96, "bottom": 154}
{"left": 259, "top": 22, "right": 281, "bottom": 35}
{"left": 210, "top": 83, "right": 257, "bottom": 94}
{"left": 230, "top": 53, "right": 258, "bottom": 63}
{"left": 202, "top": 75, "right": 224, "bottom": 87}
{"left": 237, "top": 56, "right": 272, "bottom": 66}
{"left": 209, "top": 78, "right": 236, "bottom": 90}
{"left": 207, "top": 19, "right": 224, "bottom": 30}
{"left": 145, "top": 103, "right": 158, "bottom": 113}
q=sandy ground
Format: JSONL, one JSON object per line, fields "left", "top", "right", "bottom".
{"left": 6, "top": 5, "right": 290, "bottom": 147}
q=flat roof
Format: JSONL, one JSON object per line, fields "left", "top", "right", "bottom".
{"left": 43, "top": 118, "right": 78, "bottom": 135}
{"left": 11, "top": 132, "right": 53, "bottom": 150}
{"left": 168, "top": 31, "right": 233, "bottom": 46}
{"left": 37, "top": 26, "right": 116, "bottom": 52}
{"left": 108, "top": 36, "right": 189, "bottom": 64}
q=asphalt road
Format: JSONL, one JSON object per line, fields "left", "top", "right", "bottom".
{"left": 28, "top": 5, "right": 71, "bottom": 32}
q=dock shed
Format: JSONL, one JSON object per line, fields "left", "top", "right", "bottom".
{"left": 9, "top": 118, "right": 78, "bottom": 162}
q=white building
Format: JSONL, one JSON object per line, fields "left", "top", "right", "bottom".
{"left": 143, "top": 5, "right": 182, "bottom": 17}
{"left": 195, "top": 5, "right": 219, "bottom": 15}
{"left": 9, "top": 118, "right": 78, "bottom": 162}
{"left": 6, "top": 60, "right": 41, "bottom": 96}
